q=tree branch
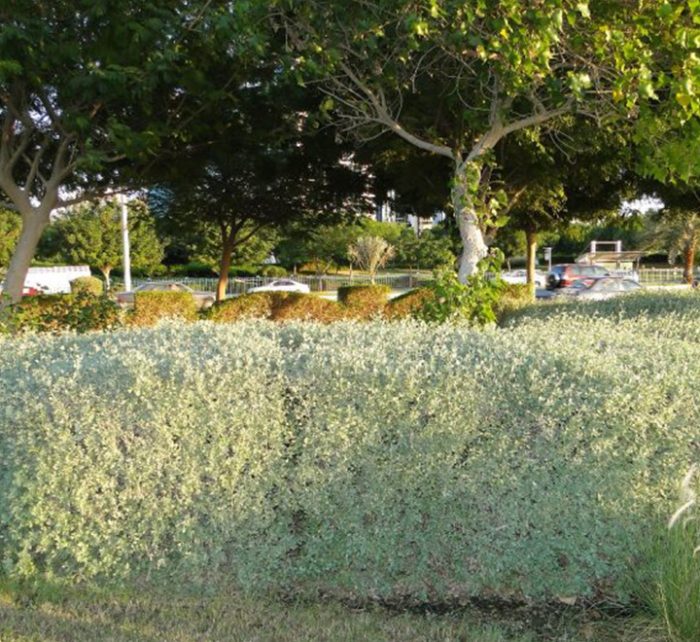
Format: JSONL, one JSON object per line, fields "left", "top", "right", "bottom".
{"left": 337, "top": 62, "right": 455, "bottom": 160}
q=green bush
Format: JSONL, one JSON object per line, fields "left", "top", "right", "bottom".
{"left": 337, "top": 284, "right": 391, "bottom": 318}
{"left": 384, "top": 287, "right": 436, "bottom": 320}
{"left": 207, "top": 292, "right": 277, "bottom": 322}
{"left": 129, "top": 290, "right": 198, "bottom": 327}
{"left": 1, "top": 309, "right": 698, "bottom": 603}
{"left": 259, "top": 265, "right": 288, "bottom": 278}
{"left": 495, "top": 283, "right": 533, "bottom": 324}
{"left": 169, "top": 262, "right": 217, "bottom": 278}
{"left": 0, "top": 292, "right": 121, "bottom": 334}
{"left": 207, "top": 292, "right": 345, "bottom": 324}
{"left": 417, "top": 261, "right": 504, "bottom": 325}
{"left": 271, "top": 293, "right": 345, "bottom": 323}
{"left": 70, "top": 276, "right": 103, "bottom": 296}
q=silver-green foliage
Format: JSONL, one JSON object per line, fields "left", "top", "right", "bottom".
{"left": 1, "top": 304, "right": 699, "bottom": 602}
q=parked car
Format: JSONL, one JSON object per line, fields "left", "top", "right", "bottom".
{"left": 547, "top": 264, "right": 609, "bottom": 289}
{"left": 116, "top": 281, "right": 215, "bottom": 310}
{"left": 501, "top": 269, "right": 546, "bottom": 289}
{"left": 556, "top": 276, "right": 642, "bottom": 300}
{"left": 248, "top": 279, "right": 310, "bottom": 294}
{"left": 0, "top": 284, "right": 44, "bottom": 297}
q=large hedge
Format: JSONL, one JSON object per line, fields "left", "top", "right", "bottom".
{"left": 1, "top": 302, "right": 698, "bottom": 604}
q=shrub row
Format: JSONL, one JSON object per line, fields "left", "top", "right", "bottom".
{"left": 0, "top": 292, "right": 120, "bottom": 334}
{"left": 1, "top": 301, "right": 698, "bottom": 603}
{"left": 129, "top": 290, "right": 199, "bottom": 327}
{"left": 207, "top": 286, "right": 402, "bottom": 324}
{"left": 2, "top": 280, "right": 518, "bottom": 334}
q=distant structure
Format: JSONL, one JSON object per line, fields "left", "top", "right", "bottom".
{"left": 576, "top": 241, "right": 644, "bottom": 278}
{"left": 374, "top": 189, "right": 446, "bottom": 234}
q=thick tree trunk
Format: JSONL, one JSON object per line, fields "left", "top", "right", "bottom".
{"left": 216, "top": 243, "right": 234, "bottom": 302}
{"left": 453, "top": 162, "right": 488, "bottom": 283}
{"left": 2, "top": 209, "right": 51, "bottom": 304}
{"left": 525, "top": 228, "right": 537, "bottom": 297}
{"left": 683, "top": 240, "right": 696, "bottom": 284}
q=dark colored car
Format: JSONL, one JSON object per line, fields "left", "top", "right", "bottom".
{"left": 546, "top": 264, "right": 609, "bottom": 289}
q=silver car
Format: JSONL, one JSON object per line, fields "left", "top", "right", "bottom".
{"left": 557, "top": 276, "right": 642, "bottom": 301}
{"left": 248, "top": 279, "right": 310, "bottom": 294}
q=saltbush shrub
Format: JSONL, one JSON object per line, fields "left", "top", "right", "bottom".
{"left": 1, "top": 305, "right": 698, "bottom": 604}
{"left": 0, "top": 292, "right": 121, "bottom": 334}
{"left": 70, "top": 276, "right": 104, "bottom": 296}
{"left": 129, "top": 291, "right": 198, "bottom": 327}
{"left": 502, "top": 289, "right": 700, "bottom": 329}
{"left": 337, "top": 284, "right": 390, "bottom": 318}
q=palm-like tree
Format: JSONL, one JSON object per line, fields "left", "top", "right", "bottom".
{"left": 348, "top": 236, "right": 395, "bottom": 284}
{"left": 642, "top": 187, "right": 700, "bottom": 284}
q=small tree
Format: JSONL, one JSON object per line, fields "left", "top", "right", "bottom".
{"left": 348, "top": 236, "right": 395, "bottom": 283}
{"left": 54, "top": 199, "right": 163, "bottom": 288}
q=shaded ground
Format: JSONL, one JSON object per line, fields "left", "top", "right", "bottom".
{"left": 0, "top": 583, "right": 668, "bottom": 642}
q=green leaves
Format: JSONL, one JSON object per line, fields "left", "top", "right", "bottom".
{"left": 575, "top": 2, "right": 590, "bottom": 19}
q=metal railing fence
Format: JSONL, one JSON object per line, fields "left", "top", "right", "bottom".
{"left": 131, "top": 273, "right": 431, "bottom": 296}
{"left": 638, "top": 268, "right": 697, "bottom": 285}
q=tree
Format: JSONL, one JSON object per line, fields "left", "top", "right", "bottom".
{"left": 278, "top": 0, "right": 700, "bottom": 281}
{"left": 636, "top": 186, "right": 700, "bottom": 283}
{"left": 53, "top": 199, "right": 164, "bottom": 288}
{"left": 0, "top": 1, "right": 259, "bottom": 302}
{"left": 492, "top": 118, "right": 634, "bottom": 291}
{"left": 348, "top": 236, "right": 395, "bottom": 283}
{"left": 0, "top": 208, "right": 21, "bottom": 270}
{"left": 155, "top": 72, "right": 367, "bottom": 301}
{"left": 276, "top": 222, "right": 359, "bottom": 274}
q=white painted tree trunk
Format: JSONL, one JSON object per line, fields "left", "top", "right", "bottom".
{"left": 2, "top": 209, "right": 51, "bottom": 304}
{"left": 453, "top": 162, "right": 488, "bottom": 283}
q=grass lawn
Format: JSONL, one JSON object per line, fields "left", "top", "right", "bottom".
{"left": 0, "top": 583, "right": 667, "bottom": 642}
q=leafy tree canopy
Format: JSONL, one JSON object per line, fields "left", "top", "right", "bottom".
{"left": 49, "top": 199, "right": 163, "bottom": 285}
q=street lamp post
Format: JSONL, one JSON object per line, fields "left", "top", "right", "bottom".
{"left": 119, "top": 193, "right": 132, "bottom": 292}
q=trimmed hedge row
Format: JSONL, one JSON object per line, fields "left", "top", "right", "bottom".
{"left": 0, "top": 293, "right": 121, "bottom": 334}
{"left": 208, "top": 286, "right": 397, "bottom": 324}
{"left": 337, "top": 284, "right": 391, "bottom": 318}
{"left": 1, "top": 305, "right": 698, "bottom": 603}
{"left": 129, "top": 290, "right": 198, "bottom": 327}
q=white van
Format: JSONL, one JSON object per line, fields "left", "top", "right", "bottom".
{"left": 23, "top": 266, "right": 92, "bottom": 294}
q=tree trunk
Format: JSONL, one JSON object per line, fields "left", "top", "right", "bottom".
{"left": 101, "top": 267, "right": 112, "bottom": 291}
{"left": 2, "top": 209, "right": 51, "bottom": 304}
{"left": 216, "top": 243, "right": 234, "bottom": 302}
{"left": 453, "top": 161, "right": 488, "bottom": 283}
{"left": 683, "top": 240, "right": 696, "bottom": 284}
{"left": 525, "top": 228, "right": 537, "bottom": 297}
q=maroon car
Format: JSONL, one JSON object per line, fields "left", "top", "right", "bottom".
{"left": 546, "top": 264, "right": 609, "bottom": 289}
